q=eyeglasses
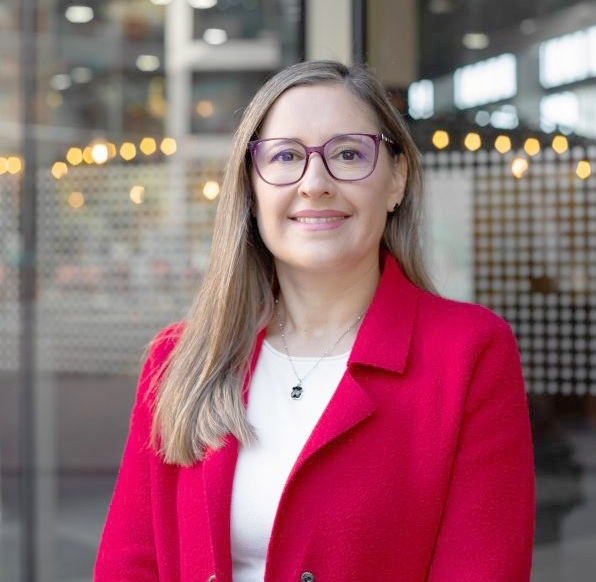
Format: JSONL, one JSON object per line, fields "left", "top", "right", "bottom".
{"left": 247, "top": 133, "right": 397, "bottom": 186}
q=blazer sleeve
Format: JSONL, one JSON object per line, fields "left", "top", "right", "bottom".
{"left": 94, "top": 327, "right": 178, "bottom": 582}
{"left": 428, "top": 319, "right": 535, "bottom": 582}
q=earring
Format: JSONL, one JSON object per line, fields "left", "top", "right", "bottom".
{"left": 393, "top": 202, "right": 401, "bottom": 214}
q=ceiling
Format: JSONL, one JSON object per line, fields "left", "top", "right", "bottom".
{"left": 418, "top": 0, "right": 591, "bottom": 77}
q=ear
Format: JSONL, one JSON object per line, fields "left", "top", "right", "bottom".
{"left": 386, "top": 153, "right": 407, "bottom": 213}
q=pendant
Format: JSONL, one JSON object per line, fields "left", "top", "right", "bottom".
{"left": 290, "top": 385, "right": 303, "bottom": 400}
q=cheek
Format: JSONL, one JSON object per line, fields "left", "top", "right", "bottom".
{"left": 254, "top": 209, "right": 271, "bottom": 251}
{"left": 254, "top": 202, "right": 284, "bottom": 257}
{"left": 253, "top": 189, "right": 280, "bottom": 238}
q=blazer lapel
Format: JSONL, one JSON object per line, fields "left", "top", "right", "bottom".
{"left": 290, "top": 371, "right": 377, "bottom": 476}
{"left": 289, "top": 255, "right": 420, "bottom": 478}
{"left": 199, "top": 330, "right": 265, "bottom": 582}
{"left": 201, "top": 436, "right": 239, "bottom": 582}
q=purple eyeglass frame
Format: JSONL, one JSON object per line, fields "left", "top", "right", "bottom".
{"left": 247, "top": 132, "right": 397, "bottom": 186}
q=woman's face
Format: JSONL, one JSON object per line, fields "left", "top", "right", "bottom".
{"left": 251, "top": 83, "right": 406, "bottom": 278}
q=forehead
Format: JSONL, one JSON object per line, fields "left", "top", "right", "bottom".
{"left": 258, "top": 83, "right": 379, "bottom": 140}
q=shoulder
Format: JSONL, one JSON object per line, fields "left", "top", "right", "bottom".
{"left": 415, "top": 290, "right": 517, "bottom": 356}
{"left": 382, "top": 255, "right": 513, "bottom": 345}
{"left": 374, "top": 256, "right": 518, "bottom": 364}
{"left": 145, "top": 321, "right": 186, "bottom": 365}
{"left": 409, "top": 294, "right": 525, "bottom": 413}
{"left": 137, "top": 322, "right": 186, "bottom": 403}
{"left": 420, "top": 290, "right": 509, "bottom": 332}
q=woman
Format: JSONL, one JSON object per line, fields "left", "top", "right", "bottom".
{"left": 95, "top": 61, "right": 535, "bottom": 582}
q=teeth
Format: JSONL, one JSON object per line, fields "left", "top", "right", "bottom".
{"left": 295, "top": 216, "right": 344, "bottom": 223}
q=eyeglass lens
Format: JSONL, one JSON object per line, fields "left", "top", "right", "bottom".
{"left": 252, "top": 134, "right": 379, "bottom": 185}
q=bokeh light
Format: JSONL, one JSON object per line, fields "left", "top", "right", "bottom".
{"left": 511, "top": 157, "right": 529, "bottom": 178}
{"left": 140, "top": 137, "right": 157, "bottom": 156}
{"left": 160, "top": 137, "right": 177, "bottom": 156}
{"left": 523, "top": 138, "right": 541, "bottom": 157}
{"left": 130, "top": 185, "right": 145, "bottom": 204}
{"left": 66, "top": 147, "right": 84, "bottom": 166}
{"left": 203, "top": 180, "right": 221, "bottom": 200}
{"left": 464, "top": 132, "right": 482, "bottom": 152}
{"left": 432, "top": 130, "right": 449, "bottom": 150}
{"left": 68, "top": 191, "right": 85, "bottom": 209}
{"left": 120, "top": 142, "right": 137, "bottom": 161}
{"left": 552, "top": 135, "right": 569, "bottom": 154}
{"left": 576, "top": 160, "right": 592, "bottom": 180}
{"left": 494, "top": 135, "right": 512, "bottom": 154}
{"left": 51, "top": 161, "right": 68, "bottom": 180}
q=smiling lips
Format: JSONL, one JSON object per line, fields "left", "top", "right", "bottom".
{"left": 294, "top": 215, "right": 345, "bottom": 224}
{"left": 290, "top": 209, "right": 349, "bottom": 224}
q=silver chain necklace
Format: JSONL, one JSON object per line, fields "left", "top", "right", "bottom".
{"left": 275, "top": 300, "right": 363, "bottom": 400}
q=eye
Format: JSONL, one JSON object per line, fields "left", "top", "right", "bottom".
{"left": 338, "top": 148, "right": 362, "bottom": 161}
{"left": 326, "top": 135, "right": 374, "bottom": 164}
{"left": 328, "top": 143, "right": 368, "bottom": 163}
{"left": 260, "top": 141, "right": 305, "bottom": 165}
{"left": 272, "top": 150, "right": 297, "bottom": 163}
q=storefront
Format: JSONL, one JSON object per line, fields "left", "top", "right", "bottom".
{"left": 1, "top": 1, "right": 594, "bottom": 580}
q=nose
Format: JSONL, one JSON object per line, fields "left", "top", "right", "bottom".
{"left": 297, "top": 152, "right": 333, "bottom": 197}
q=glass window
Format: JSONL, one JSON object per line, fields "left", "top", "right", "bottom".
{"left": 191, "top": 71, "right": 270, "bottom": 133}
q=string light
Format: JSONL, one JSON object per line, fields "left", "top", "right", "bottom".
{"left": 0, "top": 156, "right": 23, "bottom": 175}
{"left": 51, "top": 162, "right": 68, "bottom": 179}
{"left": 160, "top": 137, "right": 177, "bottom": 156}
{"left": 576, "top": 160, "right": 591, "bottom": 180}
{"left": 83, "top": 147, "right": 94, "bottom": 164}
{"left": 494, "top": 135, "right": 512, "bottom": 154}
{"left": 7, "top": 157, "right": 23, "bottom": 174}
{"left": 66, "top": 147, "right": 83, "bottom": 166}
{"left": 120, "top": 142, "right": 137, "bottom": 161}
{"left": 59, "top": 135, "right": 177, "bottom": 170}
{"left": 91, "top": 142, "right": 109, "bottom": 164}
{"left": 464, "top": 132, "right": 482, "bottom": 152}
{"left": 432, "top": 130, "right": 449, "bottom": 150}
{"left": 140, "top": 137, "right": 157, "bottom": 156}
{"left": 511, "top": 157, "right": 529, "bottom": 179}
{"left": 106, "top": 142, "right": 117, "bottom": 159}
{"left": 552, "top": 135, "right": 569, "bottom": 154}
{"left": 523, "top": 137, "right": 541, "bottom": 157}
{"left": 130, "top": 185, "right": 145, "bottom": 204}
{"left": 203, "top": 180, "right": 220, "bottom": 200}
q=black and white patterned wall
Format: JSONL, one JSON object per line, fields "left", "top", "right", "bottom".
{"left": 425, "top": 146, "right": 596, "bottom": 396}
{"left": 0, "top": 175, "right": 20, "bottom": 371}
{"left": 1, "top": 162, "right": 222, "bottom": 374}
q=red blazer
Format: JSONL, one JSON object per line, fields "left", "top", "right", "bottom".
{"left": 95, "top": 256, "right": 535, "bottom": 582}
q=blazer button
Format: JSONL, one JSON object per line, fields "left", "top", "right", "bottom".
{"left": 301, "top": 572, "right": 315, "bottom": 582}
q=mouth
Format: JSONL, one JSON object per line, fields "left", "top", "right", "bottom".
{"left": 292, "top": 215, "right": 347, "bottom": 224}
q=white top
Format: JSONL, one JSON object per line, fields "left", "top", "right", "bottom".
{"left": 230, "top": 340, "right": 349, "bottom": 582}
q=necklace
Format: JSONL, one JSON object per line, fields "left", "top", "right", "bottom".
{"left": 275, "top": 300, "right": 364, "bottom": 400}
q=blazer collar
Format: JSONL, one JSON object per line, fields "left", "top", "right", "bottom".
{"left": 348, "top": 253, "right": 420, "bottom": 374}
{"left": 199, "top": 254, "right": 420, "bottom": 581}
{"left": 284, "top": 254, "right": 422, "bottom": 510}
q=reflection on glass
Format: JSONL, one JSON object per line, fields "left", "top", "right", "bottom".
{"left": 191, "top": 72, "right": 269, "bottom": 133}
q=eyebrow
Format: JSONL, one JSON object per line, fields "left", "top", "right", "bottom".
{"left": 254, "top": 131, "right": 381, "bottom": 143}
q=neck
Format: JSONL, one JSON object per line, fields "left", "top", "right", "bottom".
{"left": 268, "top": 260, "right": 380, "bottom": 357}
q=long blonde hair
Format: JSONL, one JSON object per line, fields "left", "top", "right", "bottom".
{"left": 152, "top": 60, "right": 435, "bottom": 465}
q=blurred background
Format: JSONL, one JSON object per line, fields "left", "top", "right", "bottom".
{"left": 1, "top": 0, "right": 595, "bottom": 580}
